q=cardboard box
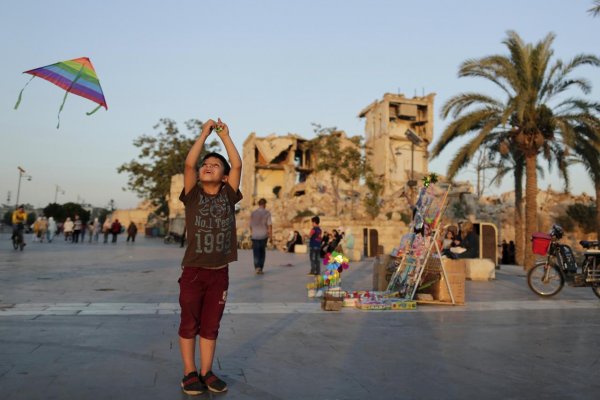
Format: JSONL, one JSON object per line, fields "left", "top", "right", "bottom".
{"left": 433, "top": 275, "right": 465, "bottom": 304}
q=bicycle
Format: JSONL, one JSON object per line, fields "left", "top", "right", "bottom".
{"left": 527, "top": 224, "right": 600, "bottom": 299}
{"left": 12, "top": 223, "right": 25, "bottom": 251}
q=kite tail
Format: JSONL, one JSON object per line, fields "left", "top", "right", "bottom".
{"left": 86, "top": 104, "right": 102, "bottom": 115}
{"left": 56, "top": 89, "right": 70, "bottom": 129}
{"left": 14, "top": 76, "right": 35, "bottom": 110}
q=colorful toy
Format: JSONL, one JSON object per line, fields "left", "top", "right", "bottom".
{"left": 14, "top": 57, "right": 107, "bottom": 128}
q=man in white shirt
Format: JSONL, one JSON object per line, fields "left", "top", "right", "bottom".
{"left": 249, "top": 198, "right": 272, "bottom": 275}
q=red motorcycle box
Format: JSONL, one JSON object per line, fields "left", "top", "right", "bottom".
{"left": 532, "top": 232, "right": 552, "bottom": 255}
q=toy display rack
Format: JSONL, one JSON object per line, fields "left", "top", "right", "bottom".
{"left": 386, "top": 183, "right": 457, "bottom": 304}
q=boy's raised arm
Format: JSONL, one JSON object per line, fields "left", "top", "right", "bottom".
{"left": 215, "top": 118, "right": 242, "bottom": 192}
{"left": 184, "top": 119, "right": 216, "bottom": 195}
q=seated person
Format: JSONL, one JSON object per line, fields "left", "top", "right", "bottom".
{"left": 286, "top": 230, "right": 303, "bottom": 253}
{"left": 455, "top": 221, "right": 479, "bottom": 259}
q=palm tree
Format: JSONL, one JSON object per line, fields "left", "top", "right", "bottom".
{"left": 431, "top": 31, "right": 600, "bottom": 268}
{"left": 571, "top": 125, "right": 600, "bottom": 240}
{"left": 590, "top": 1, "right": 600, "bottom": 17}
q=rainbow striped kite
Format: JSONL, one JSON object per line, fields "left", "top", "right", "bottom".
{"left": 14, "top": 57, "right": 107, "bottom": 128}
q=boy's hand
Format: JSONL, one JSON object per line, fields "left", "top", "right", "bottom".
{"left": 215, "top": 118, "right": 229, "bottom": 137}
{"left": 201, "top": 119, "right": 217, "bottom": 137}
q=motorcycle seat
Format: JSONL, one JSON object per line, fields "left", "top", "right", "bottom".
{"left": 579, "top": 240, "right": 599, "bottom": 249}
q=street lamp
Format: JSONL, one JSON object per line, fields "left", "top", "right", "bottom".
{"left": 405, "top": 128, "right": 423, "bottom": 186}
{"left": 405, "top": 129, "right": 424, "bottom": 202}
{"left": 15, "top": 166, "right": 32, "bottom": 208}
{"left": 54, "top": 185, "right": 65, "bottom": 203}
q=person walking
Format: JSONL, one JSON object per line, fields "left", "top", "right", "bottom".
{"left": 126, "top": 221, "right": 138, "bottom": 243}
{"left": 308, "top": 216, "right": 322, "bottom": 275}
{"left": 47, "top": 217, "right": 57, "bottom": 243}
{"left": 102, "top": 218, "right": 111, "bottom": 244}
{"left": 72, "top": 215, "right": 82, "bottom": 243}
{"left": 249, "top": 198, "right": 272, "bottom": 275}
{"left": 92, "top": 217, "right": 101, "bottom": 243}
{"left": 63, "top": 217, "right": 74, "bottom": 242}
{"left": 111, "top": 219, "right": 122, "bottom": 243}
{"left": 87, "top": 219, "right": 95, "bottom": 243}
{"left": 177, "top": 118, "right": 242, "bottom": 395}
{"left": 39, "top": 217, "right": 48, "bottom": 243}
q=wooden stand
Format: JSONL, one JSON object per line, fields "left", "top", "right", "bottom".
{"left": 387, "top": 184, "right": 461, "bottom": 305}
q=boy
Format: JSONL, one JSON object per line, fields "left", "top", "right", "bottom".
{"left": 178, "top": 118, "right": 242, "bottom": 395}
{"left": 308, "top": 216, "right": 322, "bottom": 275}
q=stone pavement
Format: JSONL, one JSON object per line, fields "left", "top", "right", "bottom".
{"left": 1, "top": 234, "right": 600, "bottom": 399}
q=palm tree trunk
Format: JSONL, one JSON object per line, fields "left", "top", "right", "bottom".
{"left": 524, "top": 153, "right": 538, "bottom": 270}
{"left": 514, "top": 162, "right": 524, "bottom": 265}
{"left": 596, "top": 181, "right": 600, "bottom": 242}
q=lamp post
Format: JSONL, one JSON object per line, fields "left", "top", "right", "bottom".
{"left": 405, "top": 129, "right": 423, "bottom": 202}
{"left": 54, "top": 185, "right": 65, "bottom": 203}
{"left": 15, "top": 166, "right": 32, "bottom": 208}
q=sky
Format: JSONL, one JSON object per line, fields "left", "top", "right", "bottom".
{"left": 1, "top": 0, "right": 599, "bottom": 210}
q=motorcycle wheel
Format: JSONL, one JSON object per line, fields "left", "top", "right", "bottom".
{"left": 527, "top": 261, "right": 564, "bottom": 297}
{"left": 592, "top": 285, "right": 600, "bottom": 300}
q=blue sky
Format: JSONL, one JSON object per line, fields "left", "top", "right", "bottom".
{"left": 1, "top": 0, "right": 599, "bottom": 209}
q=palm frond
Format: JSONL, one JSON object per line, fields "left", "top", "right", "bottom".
{"left": 591, "top": 1, "right": 600, "bottom": 16}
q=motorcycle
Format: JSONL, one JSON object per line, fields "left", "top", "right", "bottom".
{"left": 527, "top": 224, "right": 600, "bottom": 299}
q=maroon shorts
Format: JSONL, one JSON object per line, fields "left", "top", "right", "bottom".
{"left": 178, "top": 266, "right": 229, "bottom": 340}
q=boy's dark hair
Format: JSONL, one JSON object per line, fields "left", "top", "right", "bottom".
{"left": 201, "top": 152, "right": 231, "bottom": 176}
{"left": 258, "top": 198, "right": 267, "bottom": 206}
{"left": 311, "top": 216, "right": 320, "bottom": 224}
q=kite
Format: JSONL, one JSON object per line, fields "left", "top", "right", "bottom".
{"left": 14, "top": 57, "right": 107, "bottom": 128}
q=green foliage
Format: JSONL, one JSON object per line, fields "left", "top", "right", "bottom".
{"left": 295, "top": 209, "right": 314, "bottom": 218}
{"left": 451, "top": 201, "right": 467, "bottom": 219}
{"left": 565, "top": 203, "right": 597, "bottom": 233}
{"left": 590, "top": 1, "right": 600, "bottom": 16}
{"left": 555, "top": 214, "right": 575, "bottom": 232}
{"left": 43, "top": 203, "right": 66, "bottom": 222}
{"left": 3, "top": 211, "right": 12, "bottom": 226}
{"left": 26, "top": 212, "right": 37, "bottom": 226}
{"left": 400, "top": 213, "right": 412, "bottom": 225}
{"left": 309, "top": 123, "right": 368, "bottom": 216}
{"left": 364, "top": 171, "right": 383, "bottom": 218}
{"left": 62, "top": 202, "right": 90, "bottom": 224}
{"left": 98, "top": 209, "right": 111, "bottom": 224}
{"left": 117, "top": 118, "right": 220, "bottom": 215}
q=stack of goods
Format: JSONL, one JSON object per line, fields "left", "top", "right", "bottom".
{"left": 350, "top": 291, "right": 417, "bottom": 311}
{"left": 321, "top": 288, "right": 345, "bottom": 311}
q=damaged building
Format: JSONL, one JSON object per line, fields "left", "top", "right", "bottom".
{"left": 359, "top": 93, "right": 434, "bottom": 194}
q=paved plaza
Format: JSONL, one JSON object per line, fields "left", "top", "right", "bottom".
{"left": 1, "top": 233, "right": 600, "bottom": 399}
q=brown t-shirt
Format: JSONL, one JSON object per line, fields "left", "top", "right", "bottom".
{"left": 179, "top": 182, "right": 243, "bottom": 268}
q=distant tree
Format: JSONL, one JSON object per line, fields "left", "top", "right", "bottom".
{"left": 43, "top": 203, "right": 66, "bottom": 222}
{"left": 98, "top": 209, "right": 111, "bottom": 224}
{"left": 26, "top": 212, "right": 37, "bottom": 226}
{"left": 117, "top": 119, "right": 220, "bottom": 215}
{"left": 3, "top": 211, "right": 12, "bottom": 226}
{"left": 309, "top": 123, "right": 368, "bottom": 216}
{"left": 364, "top": 171, "right": 384, "bottom": 218}
{"left": 62, "top": 202, "right": 90, "bottom": 223}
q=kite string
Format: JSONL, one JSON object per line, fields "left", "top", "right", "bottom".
{"left": 14, "top": 75, "right": 35, "bottom": 110}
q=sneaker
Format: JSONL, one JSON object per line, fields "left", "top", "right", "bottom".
{"left": 306, "top": 272, "right": 315, "bottom": 276}
{"left": 257, "top": 269, "right": 264, "bottom": 275}
{"left": 181, "top": 371, "right": 206, "bottom": 395}
{"left": 255, "top": 268, "right": 261, "bottom": 274}
{"left": 201, "top": 370, "right": 228, "bottom": 393}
